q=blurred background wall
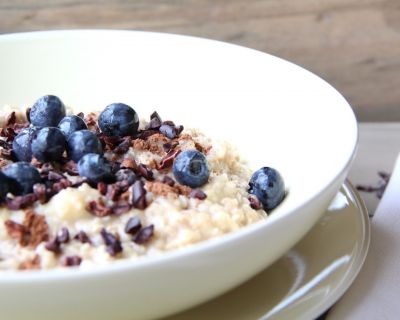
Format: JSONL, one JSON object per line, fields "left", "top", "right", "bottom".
{"left": 1, "top": 0, "right": 399, "bottom": 121}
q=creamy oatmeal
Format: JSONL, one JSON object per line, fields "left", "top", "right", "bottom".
{"left": 0, "top": 99, "right": 267, "bottom": 271}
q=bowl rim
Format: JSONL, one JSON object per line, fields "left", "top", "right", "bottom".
{"left": 0, "top": 29, "right": 358, "bottom": 282}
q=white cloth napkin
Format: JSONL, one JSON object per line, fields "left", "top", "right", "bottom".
{"left": 327, "top": 154, "right": 400, "bottom": 319}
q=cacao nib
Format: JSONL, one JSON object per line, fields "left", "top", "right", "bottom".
{"left": 356, "top": 171, "right": 391, "bottom": 199}
{"left": 45, "top": 238, "right": 61, "bottom": 253}
{"left": 51, "top": 178, "right": 72, "bottom": 193}
{"left": 100, "top": 228, "right": 123, "bottom": 256}
{"left": 157, "top": 149, "right": 181, "bottom": 170}
{"left": 86, "top": 199, "right": 113, "bottom": 217}
{"left": 175, "top": 125, "right": 184, "bottom": 135}
{"left": 137, "top": 164, "right": 154, "bottom": 181}
{"left": 161, "top": 175, "right": 175, "bottom": 187}
{"left": 5, "top": 111, "right": 16, "bottom": 127}
{"left": 248, "top": 196, "right": 262, "bottom": 210}
{"left": 150, "top": 111, "right": 162, "bottom": 122}
{"left": 162, "top": 141, "right": 179, "bottom": 153}
{"left": 111, "top": 201, "right": 131, "bottom": 215}
{"left": 159, "top": 124, "right": 179, "bottom": 139}
{"left": 145, "top": 111, "right": 162, "bottom": 130}
{"left": 63, "top": 255, "right": 82, "bottom": 267}
{"left": 63, "top": 160, "right": 79, "bottom": 176}
{"left": 133, "top": 225, "right": 154, "bottom": 244}
{"left": 114, "top": 137, "right": 131, "bottom": 154}
{"left": 57, "top": 227, "right": 70, "bottom": 244}
{"left": 6, "top": 194, "right": 37, "bottom": 210}
{"left": 26, "top": 107, "right": 31, "bottom": 123}
{"left": 189, "top": 189, "right": 207, "bottom": 200}
{"left": 130, "top": 180, "right": 147, "bottom": 209}
{"left": 74, "top": 231, "right": 92, "bottom": 244}
{"left": 97, "top": 182, "right": 107, "bottom": 195}
{"left": 135, "top": 129, "right": 159, "bottom": 140}
{"left": 125, "top": 216, "right": 142, "bottom": 235}
{"left": 99, "top": 135, "right": 122, "bottom": 151}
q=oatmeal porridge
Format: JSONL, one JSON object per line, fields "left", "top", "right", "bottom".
{"left": 0, "top": 95, "right": 285, "bottom": 271}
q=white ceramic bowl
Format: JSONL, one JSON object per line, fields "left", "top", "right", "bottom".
{"left": 0, "top": 30, "right": 357, "bottom": 320}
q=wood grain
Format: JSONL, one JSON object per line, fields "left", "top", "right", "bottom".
{"left": 1, "top": 0, "right": 399, "bottom": 121}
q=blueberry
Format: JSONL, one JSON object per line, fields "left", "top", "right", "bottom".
{"left": 58, "top": 115, "right": 87, "bottom": 137}
{"left": 98, "top": 103, "right": 139, "bottom": 137}
{"left": 31, "top": 127, "right": 66, "bottom": 162}
{"left": 172, "top": 150, "right": 209, "bottom": 188}
{"left": 12, "top": 127, "right": 37, "bottom": 162}
{"left": 249, "top": 167, "right": 285, "bottom": 210}
{"left": 0, "top": 172, "right": 10, "bottom": 202}
{"left": 67, "top": 130, "right": 102, "bottom": 162}
{"left": 29, "top": 95, "right": 66, "bottom": 127}
{"left": 77, "top": 153, "right": 113, "bottom": 183}
{"left": 2, "top": 162, "right": 41, "bottom": 195}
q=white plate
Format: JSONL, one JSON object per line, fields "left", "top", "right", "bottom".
{"left": 169, "top": 181, "right": 369, "bottom": 319}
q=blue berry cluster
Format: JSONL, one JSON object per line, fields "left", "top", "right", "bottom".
{"left": 0, "top": 96, "right": 143, "bottom": 202}
{"left": 1, "top": 94, "right": 285, "bottom": 213}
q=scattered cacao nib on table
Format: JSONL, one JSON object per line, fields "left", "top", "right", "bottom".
{"left": 356, "top": 171, "right": 391, "bottom": 199}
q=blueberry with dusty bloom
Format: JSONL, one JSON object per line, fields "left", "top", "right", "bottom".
{"left": 12, "top": 127, "right": 37, "bottom": 162}
{"left": 29, "top": 95, "right": 66, "bottom": 127}
{"left": 77, "top": 153, "right": 113, "bottom": 183}
{"left": 58, "top": 115, "right": 87, "bottom": 137}
{"left": 248, "top": 167, "right": 285, "bottom": 210}
{"left": 98, "top": 103, "right": 139, "bottom": 137}
{"left": 2, "top": 162, "right": 41, "bottom": 195}
{"left": 173, "top": 150, "right": 209, "bottom": 188}
{"left": 67, "top": 130, "right": 102, "bottom": 162}
{"left": 31, "top": 127, "right": 66, "bottom": 162}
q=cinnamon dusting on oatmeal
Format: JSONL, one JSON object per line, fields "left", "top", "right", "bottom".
{"left": 23, "top": 210, "right": 50, "bottom": 248}
{"left": 145, "top": 181, "right": 193, "bottom": 197}
{"left": 131, "top": 134, "right": 167, "bottom": 155}
{"left": 146, "top": 181, "right": 178, "bottom": 197}
{"left": 5, "top": 210, "right": 49, "bottom": 247}
{"left": 4, "top": 220, "right": 27, "bottom": 246}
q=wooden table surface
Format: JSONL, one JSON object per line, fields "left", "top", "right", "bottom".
{"left": 1, "top": 0, "right": 400, "bottom": 122}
